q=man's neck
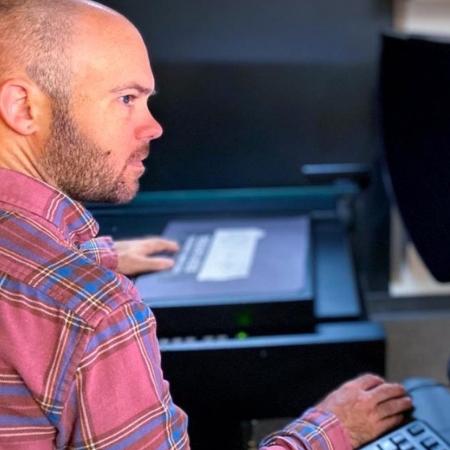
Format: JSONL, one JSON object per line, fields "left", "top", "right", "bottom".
{"left": 0, "top": 138, "right": 54, "bottom": 185}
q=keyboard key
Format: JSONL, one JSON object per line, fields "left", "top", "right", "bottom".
{"left": 399, "top": 442, "right": 415, "bottom": 450}
{"left": 379, "top": 440, "right": 398, "bottom": 450}
{"left": 408, "top": 424, "right": 426, "bottom": 436}
{"left": 421, "top": 437, "right": 439, "bottom": 449}
{"left": 359, "top": 420, "right": 447, "bottom": 450}
{"left": 391, "top": 434, "right": 407, "bottom": 445}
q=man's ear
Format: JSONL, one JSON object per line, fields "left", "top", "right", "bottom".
{"left": 0, "top": 79, "right": 39, "bottom": 135}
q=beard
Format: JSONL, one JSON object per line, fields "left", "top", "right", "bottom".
{"left": 42, "top": 100, "right": 147, "bottom": 204}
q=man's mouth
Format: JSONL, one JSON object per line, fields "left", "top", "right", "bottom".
{"left": 128, "top": 147, "right": 149, "bottom": 166}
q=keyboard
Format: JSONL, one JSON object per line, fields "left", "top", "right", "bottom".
{"left": 360, "top": 420, "right": 449, "bottom": 450}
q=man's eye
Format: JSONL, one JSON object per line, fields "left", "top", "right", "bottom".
{"left": 120, "top": 95, "right": 135, "bottom": 105}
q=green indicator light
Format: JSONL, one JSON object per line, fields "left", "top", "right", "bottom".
{"left": 236, "top": 331, "right": 248, "bottom": 340}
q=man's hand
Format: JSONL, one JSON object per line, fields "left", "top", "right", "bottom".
{"left": 115, "top": 237, "right": 179, "bottom": 276}
{"left": 316, "top": 374, "right": 413, "bottom": 448}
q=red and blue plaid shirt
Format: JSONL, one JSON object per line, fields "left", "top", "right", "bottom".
{"left": 0, "top": 168, "right": 350, "bottom": 450}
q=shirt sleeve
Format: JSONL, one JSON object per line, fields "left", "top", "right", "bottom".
{"left": 259, "top": 408, "right": 352, "bottom": 450}
{"left": 79, "top": 236, "right": 118, "bottom": 270}
{"left": 59, "top": 301, "right": 189, "bottom": 450}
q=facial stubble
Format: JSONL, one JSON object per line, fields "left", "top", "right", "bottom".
{"left": 42, "top": 99, "right": 146, "bottom": 204}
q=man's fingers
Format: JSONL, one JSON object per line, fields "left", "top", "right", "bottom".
{"left": 141, "top": 238, "right": 180, "bottom": 255}
{"left": 370, "top": 382, "right": 407, "bottom": 403}
{"left": 352, "top": 373, "right": 385, "bottom": 390}
{"left": 137, "top": 256, "right": 175, "bottom": 271}
{"left": 377, "top": 414, "right": 406, "bottom": 436}
{"left": 377, "top": 396, "right": 413, "bottom": 419}
{"left": 115, "top": 238, "right": 179, "bottom": 275}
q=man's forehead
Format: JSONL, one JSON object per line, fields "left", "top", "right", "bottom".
{"left": 73, "top": 7, "right": 146, "bottom": 51}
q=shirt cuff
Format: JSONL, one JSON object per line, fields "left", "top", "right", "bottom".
{"left": 259, "top": 407, "right": 352, "bottom": 450}
{"left": 79, "top": 236, "right": 118, "bottom": 270}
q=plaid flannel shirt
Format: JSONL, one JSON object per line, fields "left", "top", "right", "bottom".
{"left": 0, "top": 169, "right": 188, "bottom": 449}
{"left": 0, "top": 168, "right": 350, "bottom": 450}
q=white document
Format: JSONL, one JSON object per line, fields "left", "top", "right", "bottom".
{"left": 197, "top": 228, "right": 266, "bottom": 282}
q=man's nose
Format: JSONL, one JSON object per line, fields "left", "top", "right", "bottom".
{"left": 138, "top": 110, "right": 163, "bottom": 141}
{"left": 149, "top": 113, "right": 163, "bottom": 140}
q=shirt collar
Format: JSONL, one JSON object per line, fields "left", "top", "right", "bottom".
{"left": 0, "top": 168, "right": 99, "bottom": 245}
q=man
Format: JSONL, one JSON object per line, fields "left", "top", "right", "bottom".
{"left": 0, "top": 0, "right": 412, "bottom": 448}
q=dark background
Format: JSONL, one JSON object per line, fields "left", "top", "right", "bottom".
{"left": 97, "top": 0, "right": 394, "bottom": 292}
{"left": 100, "top": 0, "right": 391, "bottom": 191}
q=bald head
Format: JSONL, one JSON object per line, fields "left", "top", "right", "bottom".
{"left": 0, "top": 0, "right": 123, "bottom": 99}
{"left": 0, "top": 0, "right": 160, "bottom": 203}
